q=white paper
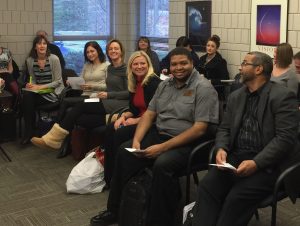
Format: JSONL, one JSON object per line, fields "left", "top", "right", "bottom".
{"left": 89, "top": 92, "right": 98, "bottom": 98}
{"left": 68, "top": 77, "right": 85, "bottom": 90}
{"left": 220, "top": 79, "right": 235, "bottom": 83}
{"left": 84, "top": 98, "right": 99, "bottom": 103}
{"left": 160, "top": 74, "right": 170, "bottom": 81}
{"left": 209, "top": 163, "right": 237, "bottom": 171}
{"left": 125, "top": 148, "right": 145, "bottom": 153}
{"left": 183, "top": 201, "right": 195, "bottom": 224}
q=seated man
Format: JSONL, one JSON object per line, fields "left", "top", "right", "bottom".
{"left": 192, "top": 51, "right": 300, "bottom": 226}
{"left": 90, "top": 47, "right": 219, "bottom": 226}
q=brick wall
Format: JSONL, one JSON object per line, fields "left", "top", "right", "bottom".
{"left": 1, "top": 0, "right": 300, "bottom": 75}
{"left": 170, "top": 0, "right": 300, "bottom": 77}
{"left": 0, "top": 0, "right": 52, "bottom": 69}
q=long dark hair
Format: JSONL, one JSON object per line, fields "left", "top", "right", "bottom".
{"left": 136, "top": 36, "right": 151, "bottom": 55}
{"left": 84, "top": 41, "right": 106, "bottom": 63}
{"left": 276, "top": 43, "right": 293, "bottom": 68}
{"left": 29, "top": 35, "right": 51, "bottom": 59}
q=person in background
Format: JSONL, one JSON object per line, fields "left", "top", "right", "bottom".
{"left": 136, "top": 36, "right": 160, "bottom": 75}
{"left": 191, "top": 51, "right": 299, "bottom": 226}
{"left": 271, "top": 43, "right": 298, "bottom": 96}
{"left": 57, "top": 41, "right": 108, "bottom": 121}
{"left": 31, "top": 39, "right": 129, "bottom": 151}
{"left": 103, "top": 50, "right": 161, "bottom": 185}
{"left": 294, "top": 51, "right": 300, "bottom": 76}
{"left": 36, "top": 30, "right": 66, "bottom": 70}
{"left": 293, "top": 51, "right": 300, "bottom": 102}
{"left": 21, "top": 35, "right": 64, "bottom": 145}
{"left": 197, "top": 34, "right": 229, "bottom": 101}
{"left": 160, "top": 36, "right": 200, "bottom": 75}
{"left": 0, "top": 47, "right": 19, "bottom": 98}
{"left": 90, "top": 47, "right": 219, "bottom": 226}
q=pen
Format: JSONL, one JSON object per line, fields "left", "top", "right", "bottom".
{"left": 29, "top": 75, "right": 32, "bottom": 84}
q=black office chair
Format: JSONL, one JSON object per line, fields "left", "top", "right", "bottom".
{"left": 181, "top": 139, "right": 215, "bottom": 204}
{"left": 208, "top": 146, "right": 300, "bottom": 226}
{"left": 255, "top": 161, "right": 300, "bottom": 226}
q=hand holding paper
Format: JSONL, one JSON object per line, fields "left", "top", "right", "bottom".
{"left": 125, "top": 148, "right": 145, "bottom": 153}
{"left": 209, "top": 162, "right": 237, "bottom": 171}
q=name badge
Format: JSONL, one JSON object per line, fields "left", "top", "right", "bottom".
{"left": 183, "top": 89, "right": 193, "bottom": 96}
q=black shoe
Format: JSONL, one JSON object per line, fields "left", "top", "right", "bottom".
{"left": 90, "top": 210, "right": 117, "bottom": 226}
{"left": 20, "top": 137, "right": 31, "bottom": 145}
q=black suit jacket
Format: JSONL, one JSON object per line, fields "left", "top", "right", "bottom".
{"left": 197, "top": 52, "right": 229, "bottom": 100}
{"left": 216, "top": 81, "right": 300, "bottom": 201}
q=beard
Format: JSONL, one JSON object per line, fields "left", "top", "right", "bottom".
{"left": 241, "top": 73, "right": 255, "bottom": 83}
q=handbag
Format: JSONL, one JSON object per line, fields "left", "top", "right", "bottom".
{"left": 66, "top": 151, "right": 106, "bottom": 194}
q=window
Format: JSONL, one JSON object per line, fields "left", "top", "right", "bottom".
{"left": 140, "top": 0, "right": 169, "bottom": 60}
{"left": 53, "top": 0, "right": 111, "bottom": 74}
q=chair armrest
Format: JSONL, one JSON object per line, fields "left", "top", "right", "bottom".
{"left": 208, "top": 145, "right": 217, "bottom": 165}
{"left": 186, "top": 139, "right": 215, "bottom": 174}
{"left": 107, "top": 107, "right": 130, "bottom": 124}
{"left": 273, "top": 161, "right": 300, "bottom": 202}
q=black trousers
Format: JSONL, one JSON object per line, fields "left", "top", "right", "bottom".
{"left": 60, "top": 101, "right": 106, "bottom": 131}
{"left": 57, "top": 96, "right": 87, "bottom": 123}
{"left": 103, "top": 122, "right": 137, "bottom": 185}
{"left": 192, "top": 153, "right": 279, "bottom": 226}
{"left": 107, "top": 126, "right": 201, "bottom": 226}
{"left": 22, "top": 91, "right": 52, "bottom": 137}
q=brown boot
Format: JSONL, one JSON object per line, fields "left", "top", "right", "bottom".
{"left": 31, "top": 123, "right": 69, "bottom": 150}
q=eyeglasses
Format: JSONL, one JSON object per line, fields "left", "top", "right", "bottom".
{"left": 240, "top": 62, "right": 259, "bottom": 67}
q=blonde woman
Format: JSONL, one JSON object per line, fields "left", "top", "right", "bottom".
{"left": 101, "top": 51, "right": 161, "bottom": 186}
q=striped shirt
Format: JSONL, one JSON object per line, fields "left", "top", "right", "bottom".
{"left": 33, "top": 59, "right": 58, "bottom": 102}
{"left": 234, "top": 88, "right": 263, "bottom": 155}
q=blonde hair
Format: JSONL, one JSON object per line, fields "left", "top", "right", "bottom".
{"left": 127, "top": 51, "right": 157, "bottom": 93}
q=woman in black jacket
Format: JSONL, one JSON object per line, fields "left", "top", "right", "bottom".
{"left": 197, "top": 35, "right": 229, "bottom": 100}
{"left": 103, "top": 50, "right": 161, "bottom": 184}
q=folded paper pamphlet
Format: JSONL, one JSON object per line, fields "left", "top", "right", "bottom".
{"left": 209, "top": 162, "right": 237, "bottom": 171}
{"left": 125, "top": 148, "right": 145, "bottom": 153}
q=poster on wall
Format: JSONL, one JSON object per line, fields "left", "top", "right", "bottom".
{"left": 186, "top": 1, "right": 212, "bottom": 52}
{"left": 250, "top": 0, "right": 288, "bottom": 57}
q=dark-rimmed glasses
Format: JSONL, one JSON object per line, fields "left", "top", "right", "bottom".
{"left": 240, "top": 62, "right": 259, "bottom": 67}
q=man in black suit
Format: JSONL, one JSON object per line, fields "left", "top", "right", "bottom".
{"left": 192, "top": 51, "right": 299, "bottom": 226}
{"left": 36, "top": 30, "right": 66, "bottom": 69}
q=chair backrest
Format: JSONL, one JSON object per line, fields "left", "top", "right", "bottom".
{"left": 62, "top": 68, "right": 78, "bottom": 87}
{"left": 12, "top": 59, "right": 21, "bottom": 81}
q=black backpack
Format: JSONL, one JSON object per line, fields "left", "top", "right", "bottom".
{"left": 119, "top": 168, "right": 152, "bottom": 226}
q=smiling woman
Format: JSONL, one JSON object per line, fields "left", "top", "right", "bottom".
{"left": 57, "top": 41, "right": 108, "bottom": 122}
{"left": 31, "top": 39, "right": 129, "bottom": 153}
{"left": 20, "top": 35, "right": 64, "bottom": 145}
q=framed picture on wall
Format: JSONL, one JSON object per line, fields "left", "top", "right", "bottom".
{"left": 186, "top": 1, "right": 212, "bottom": 52}
{"left": 250, "top": 0, "right": 288, "bottom": 57}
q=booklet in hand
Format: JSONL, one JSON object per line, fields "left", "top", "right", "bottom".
{"left": 22, "top": 87, "right": 54, "bottom": 94}
{"left": 209, "top": 162, "right": 237, "bottom": 171}
{"left": 125, "top": 148, "right": 145, "bottom": 153}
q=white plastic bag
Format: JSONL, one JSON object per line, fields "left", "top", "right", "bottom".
{"left": 66, "top": 152, "right": 106, "bottom": 194}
